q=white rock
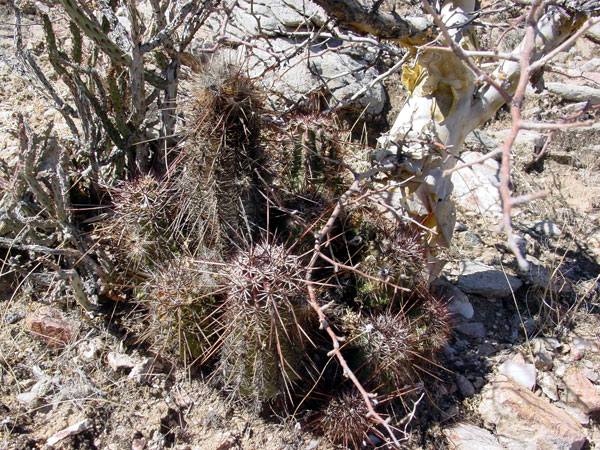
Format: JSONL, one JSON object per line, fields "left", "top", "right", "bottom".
{"left": 449, "top": 297, "right": 474, "bottom": 320}
{"left": 128, "top": 358, "right": 158, "bottom": 383}
{"left": 451, "top": 152, "right": 502, "bottom": 217}
{"left": 107, "top": 352, "right": 137, "bottom": 371}
{"left": 79, "top": 338, "right": 103, "bottom": 360}
{"left": 16, "top": 391, "right": 41, "bottom": 408}
{"left": 582, "top": 58, "right": 600, "bottom": 71}
{"left": 498, "top": 360, "right": 537, "bottom": 390}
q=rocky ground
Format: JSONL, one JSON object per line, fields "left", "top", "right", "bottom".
{"left": 1, "top": 2, "right": 600, "bottom": 450}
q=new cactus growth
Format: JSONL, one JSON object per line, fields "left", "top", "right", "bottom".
{"left": 98, "top": 175, "right": 173, "bottom": 273}
{"left": 129, "top": 257, "right": 224, "bottom": 366}
{"left": 316, "top": 389, "right": 376, "bottom": 449}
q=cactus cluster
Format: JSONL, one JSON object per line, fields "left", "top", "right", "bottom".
{"left": 92, "top": 64, "right": 452, "bottom": 447}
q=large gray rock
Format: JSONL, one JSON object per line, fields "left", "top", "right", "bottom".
{"left": 546, "top": 82, "right": 600, "bottom": 105}
{"left": 457, "top": 261, "right": 523, "bottom": 298}
{"left": 479, "top": 374, "right": 587, "bottom": 450}
{"left": 201, "top": 0, "right": 387, "bottom": 117}
{"left": 443, "top": 423, "right": 504, "bottom": 450}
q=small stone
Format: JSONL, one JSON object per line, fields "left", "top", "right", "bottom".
{"left": 5, "top": 313, "right": 24, "bottom": 325}
{"left": 457, "top": 261, "right": 523, "bottom": 298}
{"left": 107, "top": 352, "right": 137, "bottom": 371}
{"left": 460, "top": 231, "right": 484, "bottom": 248}
{"left": 128, "top": 358, "right": 159, "bottom": 384}
{"left": 555, "top": 363, "right": 568, "bottom": 378}
{"left": 537, "top": 337, "right": 562, "bottom": 353}
{"left": 457, "top": 375, "right": 476, "bottom": 398}
{"left": 570, "top": 346, "right": 584, "bottom": 361}
{"left": 455, "top": 322, "right": 486, "bottom": 338}
{"left": 454, "top": 222, "right": 468, "bottom": 232}
{"left": 25, "top": 306, "right": 76, "bottom": 349}
{"left": 449, "top": 298, "right": 475, "bottom": 320}
{"left": 16, "top": 378, "right": 53, "bottom": 409}
{"left": 532, "top": 340, "right": 554, "bottom": 371}
{"left": 473, "top": 377, "right": 485, "bottom": 390}
{"left": 532, "top": 220, "right": 563, "bottom": 237}
{"left": 538, "top": 372, "right": 559, "bottom": 402}
{"left": 132, "top": 439, "right": 146, "bottom": 450}
{"left": 582, "top": 58, "right": 600, "bottom": 71}
{"left": 571, "top": 337, "right": 599, "bottom": 353}
{"left": 546, "top": 82, "right": 600, "bottom": 105}
{"left": 498, "top": 360, "right": 537, "bottom": 390}
{"left": 581, "top": 367, "right": 599, "bottom": 383}
{"left": 443, "top": 422, "right": 504, "bottom": 450}
{"left": 79, "top": 339, "right": 103, "bottom": 360}
{"left": 305, "top": 440, "right": 319, "bottom": 450}
{"left": 432, "top": 279, "right": 473, "bottom": 319}
{"left": 479, "top": 374, "right": 586, "bottom": 450}
{"left": 562, "top": 368, "right": 600, "bottom": 414}
{"left": 477, "top": 343, "right": 496, "bottom": 357}
{"left": 46, "top": 419, "right": 93, "bottom": 446}
{"left": 16, "top": 391, "right": 41, "bottom": 408}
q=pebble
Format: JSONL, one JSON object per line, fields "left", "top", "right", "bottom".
{"left": 460, "top": 231, "right": 484, "bottom": 248}
{"left": 538, "top": 372, "right": 559, "bottom": 402}
{"left": 532, "top": 340, "right": 554, "bottom": 371}
{"left": 562, "top": 368, "right": 600, "bottom": 414}
{"left": 455, "top": 322, "right": 487, "bottom": 339}
{"left": 107, "top": 352, "right": 137, "bottom": 371}
{"left": 5, "top": 313, "right": 24, "bottom": 325}
{"left": 443, "top": 422, "right": 504, "bottom": 450}
{"left": 128, "top": 358, "right": 159, "bottom": 384}
{"left": 498, "top": 360, "right": 537, "bottom": 390}
{"left": 581, "top": 367, "right": 599, "bottom": 383}
{"left": 478, "top": 342, "right": 496, "bottom": 357}
{"left": 571, "top": 337, "right": 599, "bottom": 353}
{"left": 431, "top": 279, "right": 474, "bottom": 320}
{"left": 457, "top": 375, "right": 476, "bottom": 398}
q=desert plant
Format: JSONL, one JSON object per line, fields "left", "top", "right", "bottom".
{"left": 3, "top": 0, "right": 599, "bottom": 447}
{"left": 173, "top": 64, "right": 268, "bottom": 253}
{"left": 214, "top": 239, "right": 313, "bottom": 411}
{"left": 127, "top": 256, "right": 224, "bottom": 366}
{"left": 315, "top": 389, "right": 376, "bottom": 449}
{"left": 96, "top": 174, "right": 174, "bottom": 274}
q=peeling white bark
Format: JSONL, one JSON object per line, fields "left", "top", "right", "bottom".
{"left": 374, "top": 1, "right": 594, "bottom": 273}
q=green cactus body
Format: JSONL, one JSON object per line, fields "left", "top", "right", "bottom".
{"left": 216, "top": 241, "right": 309, "bottom": 411}
{"left": 177, "top": 68, "right": 267, "bottom": 252}
{"left": 131, "top": 257, "right": 223, "bottom": 364}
